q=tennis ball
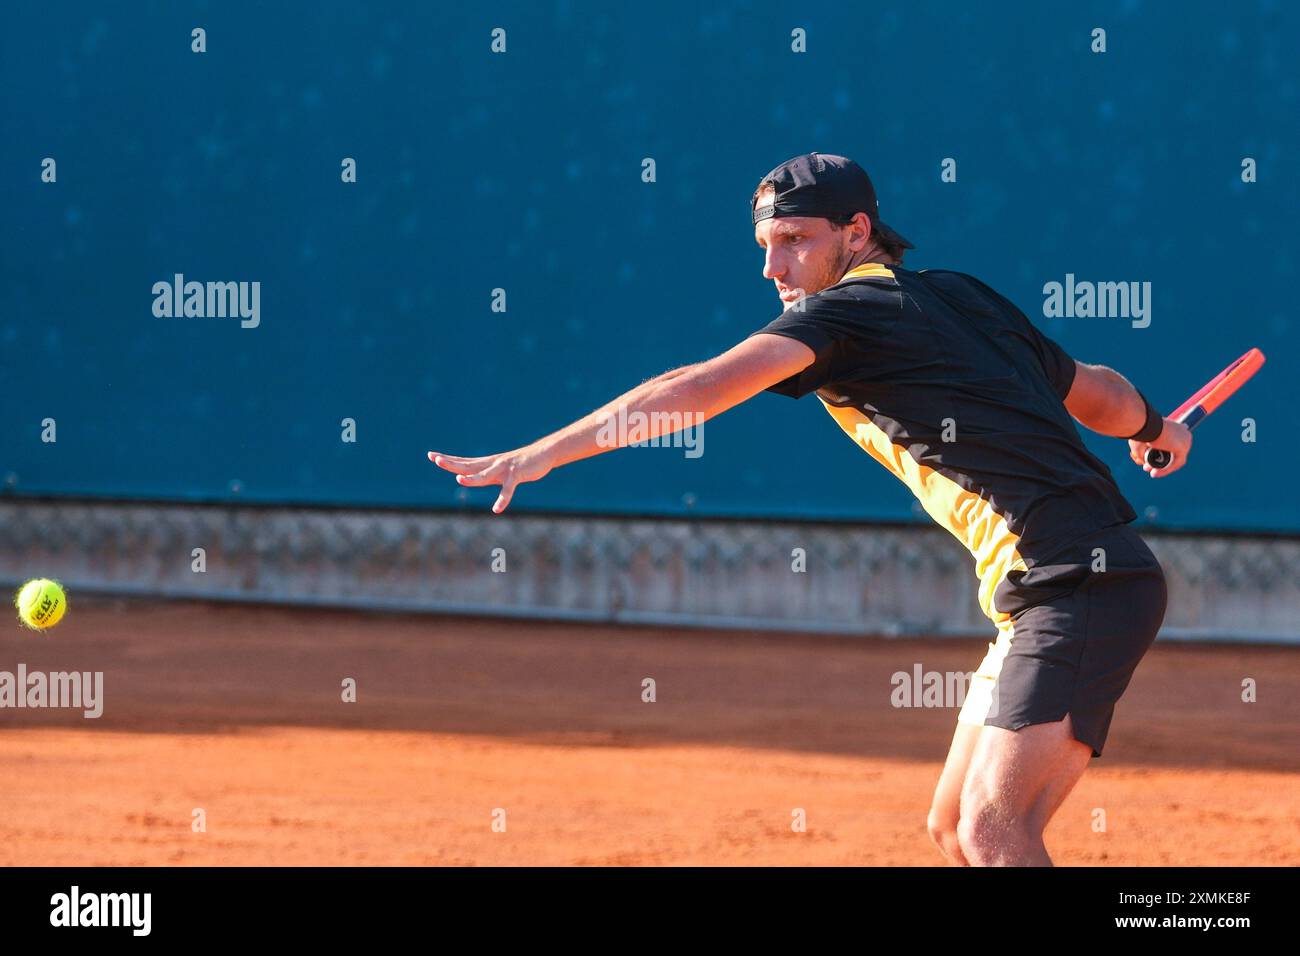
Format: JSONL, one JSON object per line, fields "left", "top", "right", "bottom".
{"left": 15, "top": 578, "right": 68, "bottom": 631}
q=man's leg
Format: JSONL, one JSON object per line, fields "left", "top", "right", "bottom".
{"left": 927, "top": 722, "right": 983, "bottom": 865}
{"left": 948, "top": 526, "right": 1167, "bottom": 866}
{"left": 932, "top": 618, "right": 1015, "bottom": 865}
{"left": 956, "top": 713, "right": 1092, "bottom": 866}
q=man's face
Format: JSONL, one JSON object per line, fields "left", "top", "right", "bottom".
{"left": 754, "top": 213, "right": 860, "bottom": 307}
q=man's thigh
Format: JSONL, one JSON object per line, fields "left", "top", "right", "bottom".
{"left": 929, "top": 721, "right": 983, "bottom": 827}
{"left": 960, "top": 714, "right": 1092, "bottom": 830}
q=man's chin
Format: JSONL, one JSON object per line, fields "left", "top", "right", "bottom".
{"left": 780, "top": 290, "right": 811, "bottom": 306}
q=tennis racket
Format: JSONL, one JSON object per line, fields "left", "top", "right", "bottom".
{"left": 1145, "top": 347, "right": 1266, "bottom": 469}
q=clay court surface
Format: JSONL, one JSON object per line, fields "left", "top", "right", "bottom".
{"left": 1, "top": 599, "right": 1296, "bottom": 866}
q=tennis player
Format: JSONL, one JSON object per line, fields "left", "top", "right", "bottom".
{"left": 429, "top": 152, "right": 1189, "bottom": 866}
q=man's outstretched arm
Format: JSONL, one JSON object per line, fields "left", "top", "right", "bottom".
{"left": 1063, "top": 360, "right": 1193, "bottom": 477}
{"left": 428, "top": 333, "right": 816, "bottom": 513}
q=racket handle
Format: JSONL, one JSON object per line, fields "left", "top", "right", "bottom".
{"left": 1145, "top": 448, "right": 1172, "bottom": 469}
{"left": 1143, "top": 406, "right": 1203, "bottom": 470}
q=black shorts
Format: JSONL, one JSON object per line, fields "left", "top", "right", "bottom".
{"left": 957, "top": 523, "right": 1168, "bottom": 758}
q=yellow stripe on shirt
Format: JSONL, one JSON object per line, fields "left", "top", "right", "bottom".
{"left": 840, "top": 263, "right": 896, "bottom": 282}
{"left": 816, "top": 398, "right": 1027, "bottom": 623}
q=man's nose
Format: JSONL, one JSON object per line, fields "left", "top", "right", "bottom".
{"left": 762, "top": 248, "right": 785, "bottom": 281}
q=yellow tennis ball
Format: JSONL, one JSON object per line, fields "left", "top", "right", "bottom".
{"left": 15, "top": 578, "right": 68, "bottom": 631}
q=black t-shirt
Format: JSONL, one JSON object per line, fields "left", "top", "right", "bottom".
{"left": 749, "top": 261, "right": 1137, "bottom": 624}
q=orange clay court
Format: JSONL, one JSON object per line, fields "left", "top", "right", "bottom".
{"left": 1, "top": 598, "right": 1296, "bottom": 866}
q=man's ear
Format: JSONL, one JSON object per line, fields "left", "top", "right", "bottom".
{"left": 852, "top": 212, "right": 874, "bottom": 251}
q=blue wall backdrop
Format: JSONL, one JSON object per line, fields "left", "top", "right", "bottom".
{"left": 2, "top": 1, "right": 1294, "bottom": 531}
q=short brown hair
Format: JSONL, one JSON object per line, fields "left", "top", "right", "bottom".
{"left": 828, "top": 215, "right": 906, "bottom": 265}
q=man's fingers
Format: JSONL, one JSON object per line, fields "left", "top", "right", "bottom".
{"left": 1148, "top": 450, "right": 1184, "bottom": 478}
{"left": 455, "top": 468, "right": 503, "bottom": 487}
{"left": 493, "top": 479, "right": 518, "bottom": 514}
{"left": 429, "top": 450, "right": 535, "bottom": 513}
{"left": 429, "top": 452, "right": 488, "bottom": 475}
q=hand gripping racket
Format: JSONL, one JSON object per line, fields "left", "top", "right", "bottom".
{"left": 1145, "top": 348, "right": 1266, "bottom": 469}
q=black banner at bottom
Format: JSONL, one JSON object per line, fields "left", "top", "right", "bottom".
{"left": 0, "top": 866, "right": 1286, "bottom": 942}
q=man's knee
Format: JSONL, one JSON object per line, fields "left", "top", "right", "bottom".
{"left": 927, "top": 808, "right": 964, "bottom": 862}
{"left": 956, "top": 803, "right": 998, "bottom": 864}
{"left": 956, "top": 797, "right": 1036, "bottom": 864}
{"left": 926, "top": 810, "right": 954, "bottom": 848}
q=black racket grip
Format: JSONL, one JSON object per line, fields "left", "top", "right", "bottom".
{"left": 1145, "top": 448, "right": 1172, "bottom": 469}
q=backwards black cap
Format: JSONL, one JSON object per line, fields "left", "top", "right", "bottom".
{"left": 751, "top": 152, "right": 914, "bottom": 250}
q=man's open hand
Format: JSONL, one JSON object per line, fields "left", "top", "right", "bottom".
{"left": 427, "top": 445, "right": 555, "bottom": 514}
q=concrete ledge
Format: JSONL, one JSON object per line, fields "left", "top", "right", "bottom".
{"left": 1, "top": 500, "right": 1296, "bottom": 643}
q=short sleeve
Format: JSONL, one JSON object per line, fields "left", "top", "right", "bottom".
{"left": 1029, "top": 326, "right": 1077, "bottom": 400}
{"left": 746, "top": 306, "right": 842, "bottom": 399}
